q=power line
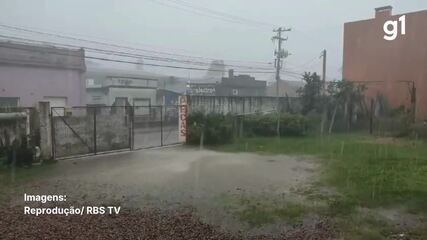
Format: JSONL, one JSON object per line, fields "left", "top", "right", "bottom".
{"left": 0, "top": 34, "right": 275, "bottom": 71}
{"left": 145, "top": 0, "right": 272, "bottom": 29}
{"left": 0, "top": 42, "right": 279, "bottom": 74}
{"left": 0, "top": 23, "right": 306, "bottom": 76}
{"left": 0, "top": 23, "right": 273, "bottom": 66}
{"left": 163, "top": 0, "right": 272, "bottom": 27}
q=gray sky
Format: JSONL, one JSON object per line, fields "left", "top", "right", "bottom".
{"left": 0, "top": 0, "right": 426, "bottom": 81}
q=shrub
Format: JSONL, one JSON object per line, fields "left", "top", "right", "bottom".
{"left": 411, "top": 121, "right": 427, "bottom": 139}
{"left": 243, "top": 113, "right": 309, "bottom": 137}
{"left": 186, "top": 112, "right": 234, "bottom": 145}
{"left": 186, "top": 112, "right": 309, "bottom": 146}
{"left": 2, "top": 135, "right": 33, "bottom": 167}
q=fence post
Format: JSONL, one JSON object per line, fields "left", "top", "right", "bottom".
{"left": 38, "top": 101, "right": 53, "bottom": 161}
{"left": 160, "top": 106, "right": 163, "bottom": 146}
{"left": 129, "top": 106, "right": 134, "bottom": 150}
{"left": 93, "top": 107, "right": 97, "bottom": 155}
{"left": 50, "top": 107, "right": 56, "bottom": 160}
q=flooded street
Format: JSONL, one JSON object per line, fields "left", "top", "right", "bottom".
{"left": 39, "top": 147, "right": 317, "bottom": 201}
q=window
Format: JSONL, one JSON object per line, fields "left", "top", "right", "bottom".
{"left": 0, "top": 97, "right": 19, "bottom": 108}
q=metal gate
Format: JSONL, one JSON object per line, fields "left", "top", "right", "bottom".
{"left": 51, "top": 106, "right": 132, "bottom": 159}
{"left": 52, "top": 105, "right": 185, "bottom": 159}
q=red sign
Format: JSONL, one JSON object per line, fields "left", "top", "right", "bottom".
{"left": 178, "top": 96, "right": 187, "bottom": 142}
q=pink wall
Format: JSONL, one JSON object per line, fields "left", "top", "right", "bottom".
{"left": 0, "top": 65, "right": 85, "bottom": 107}
{"left": 343, "top": 9, "right": 427, "bottom": 120}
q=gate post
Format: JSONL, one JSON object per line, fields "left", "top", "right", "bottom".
{"left": 38, "top": 101, "right": 53, "bottom": 161}
{"left": 129, "top": 106, "right": 134, "bottom": 150}
{"left": 93, "top": 107, "right": 97, "bottom": 155}
{"left": 160, "top": 106, "right": 163, "bottom": 146}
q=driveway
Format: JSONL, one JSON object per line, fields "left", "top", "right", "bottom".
{"left": 17, "top": 146, "right": 319, "bottom": 232}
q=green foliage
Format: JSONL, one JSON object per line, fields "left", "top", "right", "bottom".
{"left": 412, "top": 121, "right": 427, "bottom": 139}
{"left": 1, "top": 135, "right": 33, "bottom": 167}
{"left": 186, "top": 112, "right": 234, "bottom": 145}
{"left": 219, "top": 194, "right": 307, "bottom": 227}
{"left": 217, "top": 135, "right": 427, "bottom": 213}
{"left": 243, "top": 113, "right": 309, "bottom": 137}
{"left": 327, "top": 79, "right": 366, "bottom": 106}
{"left": 298, "top": 72, "right": 324, "bottom": 114}
{"left": 187, "top": 112, "right": 309, "bottom": 145}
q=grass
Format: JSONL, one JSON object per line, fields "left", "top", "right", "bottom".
{"left": 213, "top": 134, "right": 427, "bottom": 239}
{"left": 0, "top": 159, "right": 55, "bottom": 205}
{"left": 218, "top": 193, "right": 307, "bottom": 228}
{"left": 215, "top": 134, "right": 427, "bottom": 214}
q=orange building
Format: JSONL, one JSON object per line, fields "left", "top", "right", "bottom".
{"left": 343, "top": 6, "right": 427, "bottom": 120}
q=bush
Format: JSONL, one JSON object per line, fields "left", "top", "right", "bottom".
{"left": 186, "top": 112, "right": 309, "bottom": 146}
{"left": 1, "top": 135, "right": 33, "bottom": 167}
{"left": 5, "top": 147, "right": 33, "bottom": 167}
{"left": 411, "top": 121, "right": 427, "bottom": 139}
{"left": 187, "top": 112, "right": 234, "bottom": 145}
{"left": 243, "top": 113, "right": 309, "bottom": 137}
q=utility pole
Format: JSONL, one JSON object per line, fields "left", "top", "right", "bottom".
{"left": 272, "top": 27, "right": 291, "bottom": 138}
{"left": 322, "top": 50, "right": 327, "bottom": 86}
{"left": 320, "top": 49, "right": 328, "bottom": 135}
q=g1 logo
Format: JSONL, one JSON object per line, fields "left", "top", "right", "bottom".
{"left": 383, "top": 15, "right": 406, "bottom": 41}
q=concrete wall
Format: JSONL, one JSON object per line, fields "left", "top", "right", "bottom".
{"left": 343, "top": 9, "right": 427, "bottom": 120}
{"left": 187, "top": 96, "right": 301, "bottom": 115}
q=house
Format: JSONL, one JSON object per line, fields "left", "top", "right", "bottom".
{"left": 185, "top": 70, "right": 266, "bottom": 97}
{"left": 0, "top": 41, "right": 86, "bottom": 108}
{"left": 343, "top": 6, "right": 427, "bottom": 120}
{"left": 86, "top": 68, "right": 158, "bottom": 107}
{"left": 217, "top": 70, "right": 266, "bottom": 97}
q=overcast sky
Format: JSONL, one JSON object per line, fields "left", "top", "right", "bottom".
{"left": 0, "top": 0, "right": 426, "bottom": 81}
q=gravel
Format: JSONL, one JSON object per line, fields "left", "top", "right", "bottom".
{"left": 0, "top": 206, "right": 335, "bottom": 240}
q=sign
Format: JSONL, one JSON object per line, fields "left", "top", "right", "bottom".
{"left": 187, "top": 83, "right": 216, "bottom": 96}
{"left": 178, "top": 96, "right": 188, "bottom": 143}
{"left": 383, "top": 15, "right": 406, "bottom": 41}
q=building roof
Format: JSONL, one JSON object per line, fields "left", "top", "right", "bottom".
{"left": 221, "top": 74, "right": 266, "bottom": 88}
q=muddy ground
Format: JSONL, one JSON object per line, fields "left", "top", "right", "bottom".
{"left": 2, "top": 147, "right": 326, "bottom": 238}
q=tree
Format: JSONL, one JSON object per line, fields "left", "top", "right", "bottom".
{"left": 327, "top": 80, "right": 366, "bottom": 132}
{"left": 298, "top": 72, "right": 323, "bottom": 114}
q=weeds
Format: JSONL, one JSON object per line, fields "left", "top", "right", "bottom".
{"left": 216, "top": 134, "right": 427, "bottom": 213}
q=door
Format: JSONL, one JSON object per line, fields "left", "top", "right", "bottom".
{"left": 45, "top": 97, "right": 67, "bottom": 116}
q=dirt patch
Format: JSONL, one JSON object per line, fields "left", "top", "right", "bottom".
{"left": 364, "top": 137, "right": 405, "bottom": 146}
